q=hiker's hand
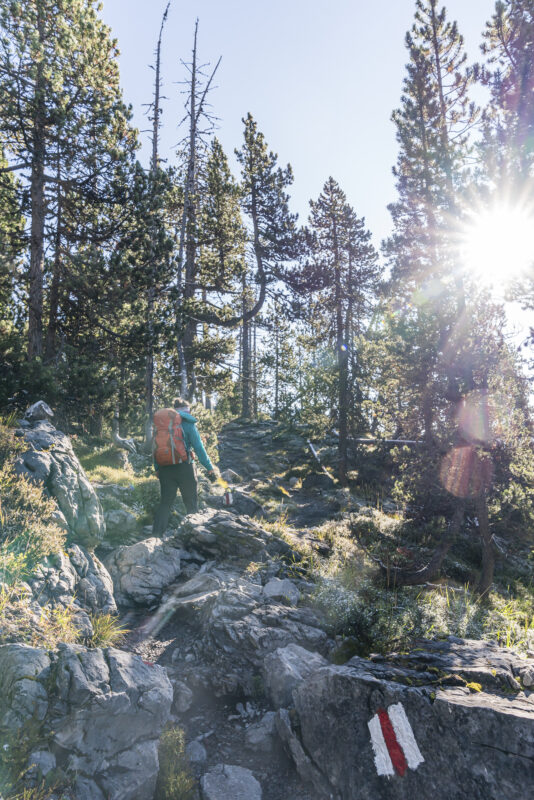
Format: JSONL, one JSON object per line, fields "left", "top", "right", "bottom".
{"left": 207, "top": 469, "right": 217, "bottom": 483}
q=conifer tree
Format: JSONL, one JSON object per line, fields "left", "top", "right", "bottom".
{"left": 305, "top": 178, "right": 379, "bottom": 484}
{"left": 235, "top": 113, "right": 298, "bottom": 417}
{"left": 0, "top": 0, "right": 136, "bottom": 361}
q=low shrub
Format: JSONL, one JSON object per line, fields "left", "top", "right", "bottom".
{"left": 154, "top": 727, "right": 197, "bottom": 800}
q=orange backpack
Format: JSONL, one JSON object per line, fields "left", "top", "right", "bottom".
{"left": 152, "top": 408, "right": 189, "bottom": 466}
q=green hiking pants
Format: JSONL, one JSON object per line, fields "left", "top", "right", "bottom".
{"left": 152, "top": 462, "right": 198, "bottom": 536}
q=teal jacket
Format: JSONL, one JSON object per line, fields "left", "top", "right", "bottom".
{"left": 178, "top": 411, "right": 214, "bottom": 471}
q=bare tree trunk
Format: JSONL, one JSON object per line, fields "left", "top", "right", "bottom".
{"left": 241, "top": 271, "right": 251, "bottom": 418}
{"left": 145, "top": 3, "right": 170, "bottom": 444}
{"left": 333, "top": 218, "right": 348, "bottom": 486}
{"left": 252, "top": 316, "right": 258, "bottom": 418}
{"left": 28, "top": 9, "right": 46, "bottom": 360}
{"left": 476, "top": 489, "right": 494, "bottom": 595}
{"left": 45, "top": 163, "right": 62, "bottom": 362}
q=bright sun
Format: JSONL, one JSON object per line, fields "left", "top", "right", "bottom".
{"left": 461, "top": 203, "right": 534, "bottom": 284}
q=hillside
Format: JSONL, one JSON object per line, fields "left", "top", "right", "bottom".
{"left": 1, "top": 406, "right": 533, "bottom": 800}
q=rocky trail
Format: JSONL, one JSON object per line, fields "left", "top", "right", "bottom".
{"left": 1, "top": 405, "right": 534, "bottom": 800}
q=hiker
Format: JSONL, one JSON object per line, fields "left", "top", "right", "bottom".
{"left": 152, "top": 397, "right": 217, "bottom": 535}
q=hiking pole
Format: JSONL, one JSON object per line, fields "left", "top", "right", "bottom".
{"left": 307, "top": 439, "right": 336, "bottom": 484}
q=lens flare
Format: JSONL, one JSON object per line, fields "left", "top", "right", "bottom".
{"left": 461, "top": 202, "right": 534, "bottom": 284}
{"left": 440, "top": 446, "right": 492, "bottom": 498}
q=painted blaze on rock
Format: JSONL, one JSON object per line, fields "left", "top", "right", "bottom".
{"left": 368, "top": 703, "right": 424, "bottom": 778}
{"left": 292, "top": 639, "right": 534, "bottom": 800}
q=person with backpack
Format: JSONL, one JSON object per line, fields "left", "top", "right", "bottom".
{"left": 152, "top": 397, "right": 217, "bottom": 535}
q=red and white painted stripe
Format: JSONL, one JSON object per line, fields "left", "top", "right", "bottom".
{"left": 367, "top": 702, "right": 424, "bottom": 778}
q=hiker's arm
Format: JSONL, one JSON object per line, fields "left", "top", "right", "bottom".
{"left": 188, "top": 426, "right": 214, "bottom": 471}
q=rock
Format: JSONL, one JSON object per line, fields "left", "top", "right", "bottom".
{"left": 0, "top": 642, "right": 173, "bottom": 800}
{"left": 103, "top": 506, "right": 138, "bottom": 544}
{"left": 14, "top": 419, "right": 105, "bottom": 548}
{"left": 177, "top": 509, "right": 271, "bottom": 562}
{"left": 201, "top": 764, "right": 262, "bottom": 800}
{"left": 186, "top": 739, "right": 207, "bottom": 763}
{"left": 520, "top": 664, "right": 534, "bottom": 687}
{"left": 263, "top": 577, "right": 300, "bottom": 606}
{"left": 275, "top": 708, "right": 332, "bottom": 798}
{"left": 29, "top": 545, "right": 116, "bottom": 626}
{"left": 291, "top": 637, "right": 534, "bottom": 800}
{"left": 228, "top": 490, "right": 265, "bottom": 518}
{"left": 104, "top": 537, "right": 181, "bottom": 606}
{"left": 0, "top": 645, "right": 51, "bottom": 731}
{"left": 245, "top": 711, "right": 277, "bottom": 752}
{"left": 247, "top": 462, "right": 262, "bottom": 474}
{"left": 262, "top": 644, "right": 328, "bottom": 708}
{"left": 302, "top": 472, "right": 335, "bottom": 491}
{"left": 289, "top": 476, "right": 300, "bottom": 489}
{"left": 24, "top": 400, "right": 53, "bottom": 422}
{"left": 27, "top": 749, "right": 56, "bottom": 777}
{"left": 220, "top": 468, "right": 242, "bottom": 484}
{"left": 200, "top": 573, "right": 329, "bottom": 695}
{"left": 172, "top": 680, "right": 193, "bottom": 713}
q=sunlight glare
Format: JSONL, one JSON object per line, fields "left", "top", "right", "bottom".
{"left": 462, "top": 203, "right": 534, "bottom": 284}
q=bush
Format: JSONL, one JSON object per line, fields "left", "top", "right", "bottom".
{"left": 155, "top": 727, "right": 197, "bottom": 800}
{"left": 0, "top": 444, "right": 65, "bottom": 585}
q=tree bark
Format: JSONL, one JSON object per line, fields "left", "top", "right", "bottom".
{"left": 28, "top": 10, "right": 47, "bottom": 360}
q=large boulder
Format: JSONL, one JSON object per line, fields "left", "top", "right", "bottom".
{"left": 0, "top": 643, "right": 173, "bottom": 800}
{"left": 173, "top": 508, "right": 290, "bottom": 562}
{"left": 291, "top": 637, "right": 534, "bottom": 800}
{"left": 27, "top": 544, "right": 116, "bottom": 639}
{"left": 104, "top": 537, "right": 182, "bottom": 606}
{"left": 262, "top": 644, "right": 328, "bottom": 708}
{"left": 200, "top": 764, "right": 262, "bottom": 800}
{"left": 14, "top": 411, "right": 105, "bottom": 548}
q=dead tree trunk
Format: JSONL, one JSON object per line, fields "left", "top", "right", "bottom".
{"left": 145, "top": 3, "right": 170, "bottom": 445}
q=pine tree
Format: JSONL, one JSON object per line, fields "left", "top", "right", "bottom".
{"left": 0, "top": 0, "right": 136, "bottom": 361}
{"left": 304, "top": 178, "right": 379, "bottom": 484}
{"left": 235, "top": 113, "right": 298, "bottom": 417}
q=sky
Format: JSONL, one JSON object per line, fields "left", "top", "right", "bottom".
{"left": 99, "top": 0, "right": 496, "bottom": 242}
{"left": 99, "top": 0, "right": 531, "bottom": 347}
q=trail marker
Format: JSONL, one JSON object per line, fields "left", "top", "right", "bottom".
{"left": 368, "top": 702, "right": 424, "bottom": 778}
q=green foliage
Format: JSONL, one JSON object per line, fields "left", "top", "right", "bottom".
{"left": 0, "top": 436, "right": 65, "bottom": 584}
{"left": 155, "top": 727, "right": 197, "bottom": 800}
{"left": 89, "top": 614, "right": 129, "bottom": 648}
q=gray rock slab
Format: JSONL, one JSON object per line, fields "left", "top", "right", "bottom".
{"left": 0, "top": 642, "right": 173, "bottom": 800}
{"left": 262, "top": 644, "right": 328, "bottom": 708}
{"left": 263, "top": 577, "right": 300, "bottom": 606}
{"left": 186, "top": 739, "right": 207, "bottom": 763}
{"left": 29, "top": 545, "right": 116, "bottom": 622}
{"left": 245, "top": 711, "right": 277, "bottom": 752}
{"left": 104, "top": 537, "right": 181, "bottom": 606}
{"left": 201, "top": 764, "right": 262, "bottom": 800}
{"left": 292, "top": 638, "right": 534, "bottom": 800}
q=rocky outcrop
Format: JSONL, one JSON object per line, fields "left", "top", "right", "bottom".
{"left": 173, "top": 508, "right": 291, "bottom": 563}
{"left": 163, "top": 564, "right": 329, "bottom": 696}
{"left": 288, "top": 637, "right": 534, "bottom": 800}
{"left": 29, "top": 544, "right": 116, "bottom": 638}
{"left": 262, "top": 644, "right": 328, "bottom": 708}
{"left": 0, "top": 642, "right": 173, "bottom": 800}
{"left": 15, "top": 409, "right": 105, "bottom": 548}
{"left": 104, "top": 537, "right": 182, "bottom": 607}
